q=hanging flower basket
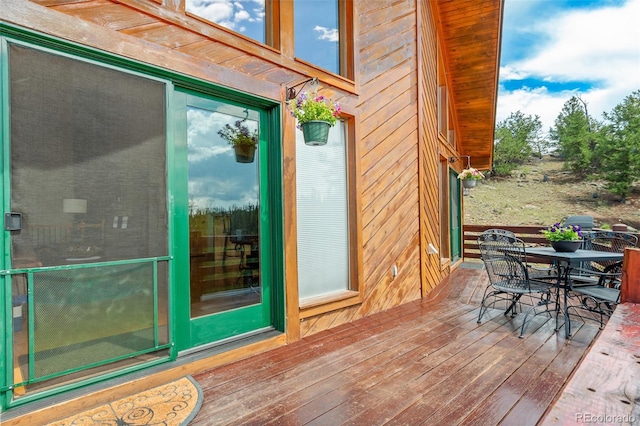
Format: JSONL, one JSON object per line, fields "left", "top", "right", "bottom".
{"left": 234, "top": 144, "right": 257, "bottom": 163}
{"left": 301, "top": 120, "right": 331, "bottom": 146}
{"left": 462, "top": 179, "right": 477, "bottom": 189}
{"left": 288, "top": 90, "right": 340, "bottom": 146}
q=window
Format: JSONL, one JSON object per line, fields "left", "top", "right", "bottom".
{"left": 296, "top": 121, "right": 350, "bottom": 300}
{"left": 294, "top": 0, "right": 352, "bottom": 77}
{"left": 186, "top": 0, "right": 274, "bottom": 46}
{"left": 294, "top": 0, "right": 340, "bottom": 75}
{"left": 438, "top": 85, "right": 448, "bottom": 137}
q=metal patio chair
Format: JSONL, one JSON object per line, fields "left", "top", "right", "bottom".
{"left": 567, "top": 231, "right": 638, "bottom": 328}
{"left": 561, "top": 215, "right": 595, "bottom": 231}
{"left": 481, "top": 228, "right": 556, "bottom": 281}
{"left": 477, "top": 233, "right": 555, "bottom": 337}
{"left": 482, "top": 228, "right": 516, "bottom": 238}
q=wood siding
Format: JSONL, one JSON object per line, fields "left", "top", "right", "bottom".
{"left": 419, "top": 2, "right": 444, "bottom": 296}
{"left": 436, "top": 0, "right": 504, "bottom": 171}
{"left": 2, "top": 0, "right": 501, "bottom": 343}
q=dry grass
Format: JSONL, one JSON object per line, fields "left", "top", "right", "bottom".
{"left": 464, "top": 156, "right": 640, "bottom": 229}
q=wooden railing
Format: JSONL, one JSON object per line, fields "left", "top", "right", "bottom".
{"left": 463, "top": 224, "right": 548, "bottom": 261}
{"left": 464, "top": 225, "right": 640, "bottom": 265}
{"left": 542, "top": 247, "right": 640, "bottom": 424}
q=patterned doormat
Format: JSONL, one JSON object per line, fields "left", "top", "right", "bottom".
{"left": 46, "top": 376, "right": 202, "bottom": 426}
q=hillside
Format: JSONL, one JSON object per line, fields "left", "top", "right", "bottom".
{"left": 463, "top": 156, "right": 640, "bottom": 230}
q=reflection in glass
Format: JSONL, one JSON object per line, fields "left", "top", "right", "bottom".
{"left": 294, "top": 0, "right": 340, "bottom": 74}
{"left": 186, "top": 0, "right": 266, "bottom": 44}
{"left": 187, "top": 103, "right": 261, "bottom": 318}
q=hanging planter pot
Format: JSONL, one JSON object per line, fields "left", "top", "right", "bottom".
{"left": 301, "top": 120, "right": 331, "bottom": 146}
{"left": 234, "top": 144, "right": 257, "bottom": 163}
{"left": 462, "top": 179, "right": 477, "bottom": 189}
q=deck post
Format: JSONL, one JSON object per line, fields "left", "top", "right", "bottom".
{"left": 621, "top": 247, "right": 640, "bottom": 303}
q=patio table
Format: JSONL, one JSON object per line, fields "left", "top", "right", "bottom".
{"left": 524, "top": 247, "right": 624, "bottom": 338}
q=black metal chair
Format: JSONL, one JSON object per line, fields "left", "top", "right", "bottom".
{"left": 567, "top": 231, "right": 638, "bottom": 327}
{"left": 477, "top": 233, "right": 555, "bottom": 337}
{"left": 482, "top": 228, "right": 516, "bottom": 238}
{"left": 481, "top": 228, "right": 556, "bottom": 281}
{"left": 561, "top": 215, "right": 594, "bottom": 231}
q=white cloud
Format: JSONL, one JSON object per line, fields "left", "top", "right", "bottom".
{"left": 314, "top": 26, "right": 339, "bottom": 42}
{"left": 186, "top": 0, "right": 234, "bottom": 27}
{"left": 497, "top": 0, "right": 640, "bottom": 132}
{"left": 186, "top": 0, "right": 264, "bottom": 30}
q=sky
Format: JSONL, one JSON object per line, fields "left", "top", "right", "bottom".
{"left": 497, "top": 0, "right": 640, "bottom": 135}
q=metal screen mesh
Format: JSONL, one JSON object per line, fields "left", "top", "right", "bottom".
{"left": 7, "top": 42, "right": 170, "bottom": 384}
{"left": 31, "top": 263, "right": 155, "bottom": 378}
{"left": 9, "top": 42, "right": 167, "bottom": 267}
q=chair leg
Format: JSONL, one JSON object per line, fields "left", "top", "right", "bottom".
{"left": 505, "top": 294, "right": 522, "bottom": 317}
{"left": 519, "top": 293, "right": 553, "bottom": 338}
{"left": 477, "top": 287, "right": 492, "bottom": 323}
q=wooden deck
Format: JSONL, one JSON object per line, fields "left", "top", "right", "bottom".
{"left": 190, "top": 263, "right": 602, "bottom": 425}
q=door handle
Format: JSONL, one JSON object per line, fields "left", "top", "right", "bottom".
{"left": 5, "top": 212, "right": 22, "bottom": 231}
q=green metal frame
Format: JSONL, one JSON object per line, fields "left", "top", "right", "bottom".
{"left": 0, "top": 23, "right": 285, "bottom": 412}
{"left": 0, "top": 258, "right": 172, "bottom": 392}
{"left": 449, "top": 168, "right": 462, "bottom": 262}
{"left": 172, "top": 88, "right": 284, "bottom": 349}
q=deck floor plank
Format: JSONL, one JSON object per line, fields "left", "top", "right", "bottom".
{"left": 191, "top": 264, "right": 602, "bottom": 425}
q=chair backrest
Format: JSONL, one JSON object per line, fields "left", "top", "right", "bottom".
{"left": 561, "top": 215, "right": 594, "bottom": 231}
{"left": 581, "top": 230, "right": 638, "bottom": 273}
{"left": 482, "top": 228, "right": 516, "bottom": 238}
{"left": 478, "top": 234, "right": 531, "bottom": 291}
{"left": 582, "top": 230, "right": 638, "bottom": 252}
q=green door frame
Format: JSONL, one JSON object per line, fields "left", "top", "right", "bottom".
{"left": 172, "top": 88, "right": 285, "bottom": 351}
{"left": 0, "top": 24, "right": 285, "bottom": 411}
{"left": 449, "top": 169, "right": 462, "bottom": 262}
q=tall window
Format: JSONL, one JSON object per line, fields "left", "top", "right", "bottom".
{"left": 296, "top": 122, "right": 349, "bottom": 300}
{"left": 294, "top": 0, "right": 341, "bottom": 75}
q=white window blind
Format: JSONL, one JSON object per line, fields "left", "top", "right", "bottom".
{"left": 296, "top": 122, "right": 349, "bottom": 300}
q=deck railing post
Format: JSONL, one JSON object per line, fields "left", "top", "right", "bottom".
{"left": 621, "top": 247, "right": 640, "bottom": 303}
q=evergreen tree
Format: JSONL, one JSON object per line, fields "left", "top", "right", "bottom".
{"left": 597, "top": 90, "right": 640, "bottom": 199}
{"left": 549, "top": 96, "right": 595, "bottom": 175}
{"left": 493, "top": 111, "right": 542, "bottom": 176}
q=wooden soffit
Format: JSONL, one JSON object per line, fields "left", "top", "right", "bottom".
{"left": 436, "top": 0, "right": 504, "bottom": 171}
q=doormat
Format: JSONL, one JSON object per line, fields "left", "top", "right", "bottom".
{"left": 45, "top": 376, "right": 202, "bottom": 426}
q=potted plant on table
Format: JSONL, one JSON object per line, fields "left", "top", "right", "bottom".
{"left": 218, "top": 119, "right": 259, "bottom": 163}
{"left": 288, "top": 91, "right": 341, "bottom": 146}
{"left": 542, "top": 222, "right": 583, "bottom": 252}
{"left": 457, "top": 167, "right": 485, "bottom": 189}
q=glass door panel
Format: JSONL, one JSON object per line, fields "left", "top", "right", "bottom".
{"left": 183, "top": 94, "right": 271, "bottom": 344}
{"left": 187, "top": 103, "right": 261, "bottom": 318}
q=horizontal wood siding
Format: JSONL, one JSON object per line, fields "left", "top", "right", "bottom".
{"left": 419, "top": 1, "right": 442, "bottom": 297}
{"left": 301, "top": 0, "right": 423, "bottom": 338}
{"left": 5, "top": 0, "right": 499, "bottom": 343}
